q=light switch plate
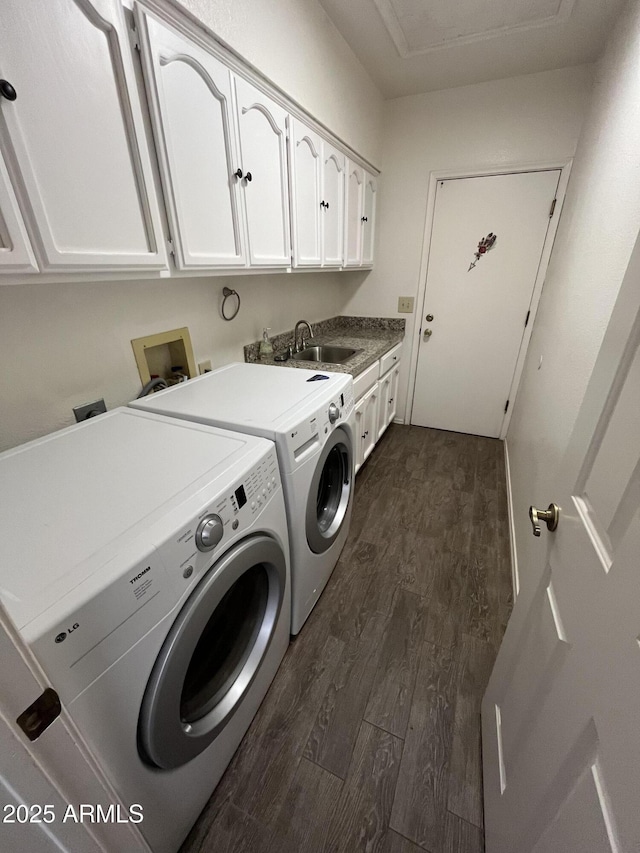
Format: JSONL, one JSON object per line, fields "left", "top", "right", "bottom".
{"left": 398, "top": 296, "right": 414, "bottom": 313}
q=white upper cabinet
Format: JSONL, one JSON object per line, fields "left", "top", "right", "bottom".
{"left": 362, "top": 173, "right": 377, "bottom": 266}
{"left": 0, "top": 149, "right": 38, "bottom": 273}
{"left": 0, "top": 0, "right": 166, "bottom": 273}
{"left": 136, "top": 9, "right": 246, "bottom": 269}
{"left": 290, "top": 118, "right": 322, "bottom": 267}
{"left": 344, "top": 161, "right": 377, "bottom": 268}
{"left": 234, "top": 77, "right": 291, "bottom": 267}
{"left": 344, "top": 161, "right": 364, "bottom": 267}
{"left": 321, "top": 142, "right": 345, "bottom": 267}
{"left": 290, "top": 118, "right": 345, "bottom": 268}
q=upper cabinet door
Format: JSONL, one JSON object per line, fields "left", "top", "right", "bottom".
{"left": 0, "top": 0, "right": 166, "bottom": 272}
{"left": 344, "top": 161, "right": 364, "bottom": 267}
{"left": 289, "top": 118, "right": 321, "bottom": 268}
{"left": 136, "top": 9, "right": 246, "bottom": 269}
{"left": 234, "top": 77, "right": 291, "bottom": 267}
{"left": 0, "top": 149, "right": 38, "bottom": 273}
{"left": 321, "top": 142, "right": 345, "bottom": 267}
{"left": 362, "top": 173, "right": 377, "bottom": 266}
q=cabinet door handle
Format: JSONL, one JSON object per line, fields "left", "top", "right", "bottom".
{"left": 245, "top": 171, "right": 253, "bottom": 182}
{"left": 0, "top": 80, "right": 17, "bottom": 101}
{"left": 234, "top": 168, "right": 243, "bottom": 179}
{"left": 320, "top": 200, "right": 330, "bottom": 209}
{"left": 361, "top": 216, "right": 368, "bottom": 222}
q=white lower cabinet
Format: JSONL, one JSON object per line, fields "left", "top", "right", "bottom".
{"left": 354, "top": 347, "right": 402, "bottom": 475}
{"left": 355, "top": 383, "right": 379, "bottom": 474}
{"left": 377, "top": 364, "right": 400, "bottom": 440}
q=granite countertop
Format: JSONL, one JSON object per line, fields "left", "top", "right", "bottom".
{"left": 244, "top": 316, "right": 405, "bottom": 378}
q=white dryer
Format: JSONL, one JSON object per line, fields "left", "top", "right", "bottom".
{"left": 0, "top": 408, "right": 290, "bottom": 853}
{"left": 131, "top": 363, "right": 355, "bottom": 634}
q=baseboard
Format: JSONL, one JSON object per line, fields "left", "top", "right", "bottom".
{"left": 503, "top": 438, "right": 520, "bottom": 599}
{"left": 393, "top": 417, "right": 405, "bottom": 425}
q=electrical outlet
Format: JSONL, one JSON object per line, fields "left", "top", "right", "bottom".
{"left": 73, "top": 399, "right": 107, "bottom": 422}
{"left": 398, "top": 296, "right": 414, "bottom": 313}
{"left": 198, "top": 360, "right": 212, "bottom": 374}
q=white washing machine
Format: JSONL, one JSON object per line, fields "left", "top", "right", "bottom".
{"left": 131, "top": 363, "right": 355, "bottom": 634}
{"left": 0, "top": 408, "right": 290, "bottom": 853}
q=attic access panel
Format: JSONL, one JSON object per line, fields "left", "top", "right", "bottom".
{"left": 373, "top": 0, "right": 575, "bottom": 56}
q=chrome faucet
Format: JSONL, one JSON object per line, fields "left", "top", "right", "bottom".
{"left": 294, "top": 320, "right": 314, "bottom": 353}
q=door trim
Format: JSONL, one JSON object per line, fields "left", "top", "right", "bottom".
{"left": 404, "top": 159, "right": 573, "bottom": 439}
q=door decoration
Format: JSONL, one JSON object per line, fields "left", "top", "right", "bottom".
{"left": 468, "top": 232, "right": 497, "bottom": 271}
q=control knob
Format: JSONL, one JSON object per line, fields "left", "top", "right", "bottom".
{"left": 195, "top": 514, "right": 224, "bottom": 552}
{"left": 328, "top": 403, "right": 339, "bottom": 424}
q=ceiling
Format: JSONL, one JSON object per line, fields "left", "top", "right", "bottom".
{"left": 318, "top": 0, "right": 625, "bottom": 98}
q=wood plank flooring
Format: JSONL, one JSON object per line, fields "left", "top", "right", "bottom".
{"left": 180, "top": 424, "right": 513, "bottom": 853}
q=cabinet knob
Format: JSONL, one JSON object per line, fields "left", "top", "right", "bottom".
{"left": 234, "top": 168, "right": 243, "bottom": 179}
{"left": 0, "top": 80, "right": 17, "bottom": 101}
{"left": 245, "top": 171, "right": 252, "bottom": 182}
{"left": 320, "top": 200, "right": 330, "bottom": 209}
{"left": 361, "top": 216, "right": 368, "bottom": 223}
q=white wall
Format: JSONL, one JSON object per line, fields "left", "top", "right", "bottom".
{"left": 506, "top": 0, "right": 640, "bottom": 599}
{"left": 176, "top": 0, "right": 384, "bottom": 164}
{"left": 0, "top": 272, "right": 360, "bottom": 452}
{"left": 1, "top": 0, "right": 382, "bottom": 452}
{"left": 343, "top": 65, "right": 593, "bottom": 418}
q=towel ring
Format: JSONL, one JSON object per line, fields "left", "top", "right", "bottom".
{"left": 221, "top": 287, "right": 240, "bottom": 321}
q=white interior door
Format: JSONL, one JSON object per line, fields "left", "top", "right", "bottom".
{"left": 137, "top": 9, "right": 246, "bottom": 269}
{"left": 321, "top": 142, "right": 345, "bottom": 267}
{"left": 234, "top": 77, "right": 291, "bottom": 266}
{"left": 412, "top": 170, "right": 560, "bottom": 437}
{"left": 290, "top": 117, "right": 321, "bottom": 267}
{"left": 482, "top": 231, "right": 640, "bottom": 852}
{"left": 0, "top": 0, "right": 166, "bottom": 271}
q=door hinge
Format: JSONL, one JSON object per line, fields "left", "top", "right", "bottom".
{"left": 524, "top": 310, "right": 530, "bottom": 328}
{"left": 504, "top": 400, "right": 510, "bottom": 414}
{"left": 549, "top": 198, "right": 557, "bottom": 218}
{"left": 17, "top": 688, "right": 61, "bottom": 742}
{"left": 128, "top": 24, "right": 140, "bottom": 53}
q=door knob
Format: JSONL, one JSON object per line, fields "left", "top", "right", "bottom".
{"left": 423, "top": 328, "right": 432, "bottom": 340}
{"left": 529, "top": 503, "right": 559, "bottom": 537}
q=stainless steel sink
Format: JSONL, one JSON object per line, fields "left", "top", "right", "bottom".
{"left": 292, "top": 345, "right": 359, "bottom": 364}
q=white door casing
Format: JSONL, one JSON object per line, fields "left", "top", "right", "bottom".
{"left": 136, "top": 8, "right": 246, "bottom": 269}
{"left": 234, "top": 77, "right": 291, "bottom": 267}
{"left": 482, "top": 230, "right": 640, "bottom": 852}
{"left": 409, "top": 168, "right": 563, "bottom": 438}
{"left": 290, "top": 118, "right": 322, "bottom": 267}
{"left": 0, "top": 0, "right": 166, "bottom": 272}
{"left": 321, "top": 142, "right": 345, "bottom": 267}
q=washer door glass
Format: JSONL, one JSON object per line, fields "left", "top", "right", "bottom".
{"left": 306, "top": 427, "right": 353, "bottom": 554}
{"left": 138, "top": 535, "right": 286, "bottom": 770}
{"left": 181, "top": 564, "right": 268, "bottom": 723}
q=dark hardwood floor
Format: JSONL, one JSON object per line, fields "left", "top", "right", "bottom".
{"left": 181, "top": 424, "right": 513, "bottom": 853}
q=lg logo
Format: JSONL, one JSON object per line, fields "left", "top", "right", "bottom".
{"left": 55, "top": 623, "right": 79, "bottom": 643}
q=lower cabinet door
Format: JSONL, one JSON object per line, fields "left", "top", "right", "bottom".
{"left": 378, "top": 364, "right": 400, "bottom": 438}
{"left": 354, "top": 394, "right": 366, "bottom": 475}
{"left": 361, "top": 383, "right": 379, "bottom": 465}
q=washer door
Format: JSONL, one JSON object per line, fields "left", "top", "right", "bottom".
{"left": 306, "top": 426, "right": 353, "bottom": 554}
{"left": 139, "top": 535, "right": 286, "bottom": 770}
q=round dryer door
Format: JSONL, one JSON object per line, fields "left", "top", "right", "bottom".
{"left": 306, "top": 426, "right": 353, "bottom": 554}
{"left": 138, "top": 535, "right": 286, "bottom": 770}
